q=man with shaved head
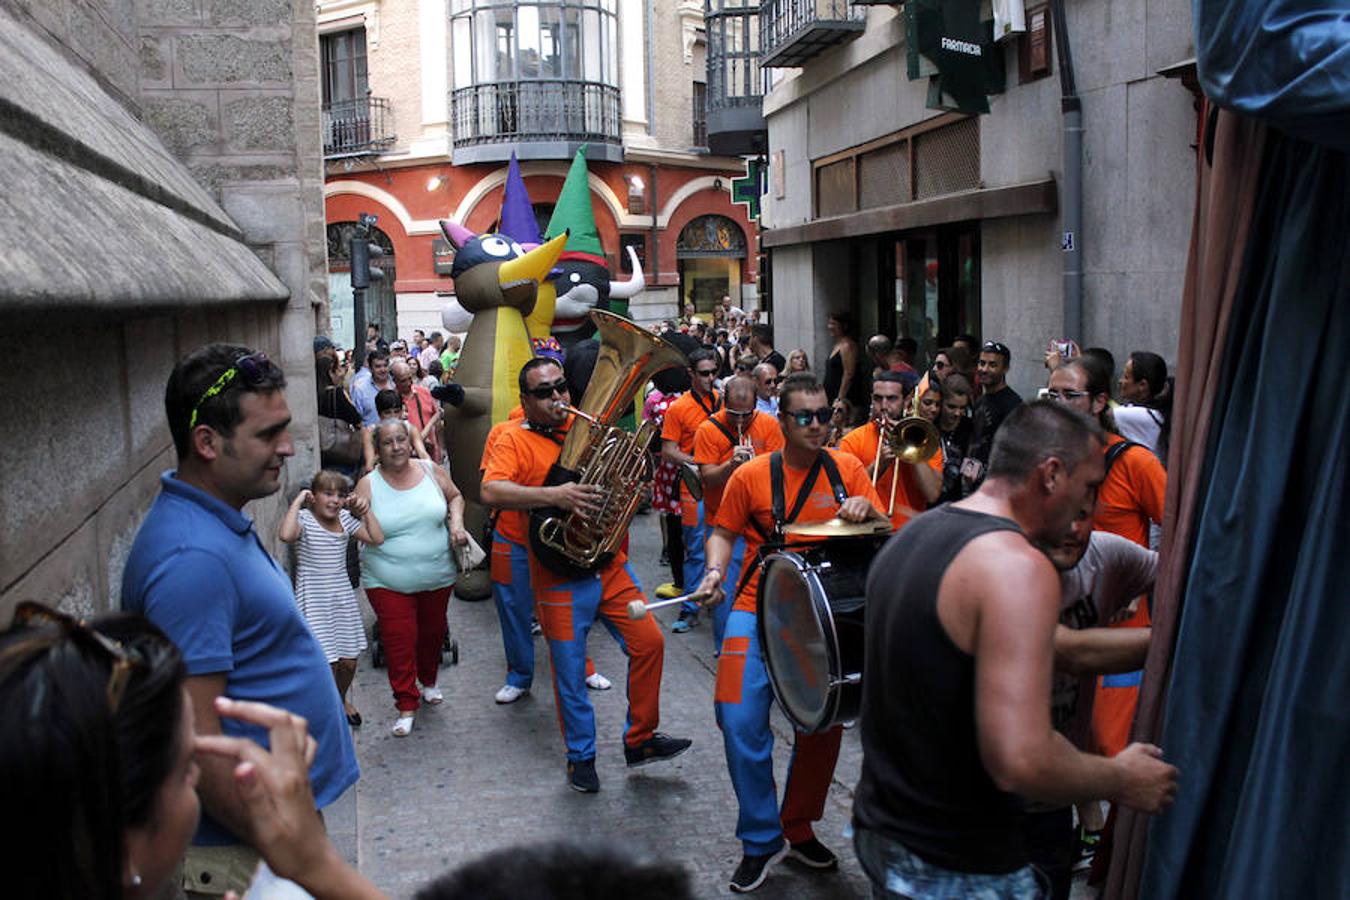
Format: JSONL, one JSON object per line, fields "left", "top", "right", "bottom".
{"left": 752, "top": 363, "right": 780, "bottom": 416}
{"left": 690, "top": 376, "right": 784, "bottom": 650}
{"left": 392, "top": 359, "right": 442, "bottom": 463}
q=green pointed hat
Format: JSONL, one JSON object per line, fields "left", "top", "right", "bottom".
{"left": 545, "top": 146, "right": 606, "bottom": 265}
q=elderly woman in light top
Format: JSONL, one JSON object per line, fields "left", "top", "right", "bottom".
{"left": 357, "top": 418, "right": 468, "bottom": 736}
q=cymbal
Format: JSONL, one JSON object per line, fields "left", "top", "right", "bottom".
{"left": 783, "top": 518, "right": 892, "bottom": 537}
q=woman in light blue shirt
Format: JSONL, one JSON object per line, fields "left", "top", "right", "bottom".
{"left": 356, "top": 419, "right": 468, "bottom": 736}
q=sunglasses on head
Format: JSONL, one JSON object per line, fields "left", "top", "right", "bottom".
{"left": 785, "top": 406, "right": 833, "bottom": 426}
{"left": 12, "top": 602, "right": 147, "bottom": 713}
{"left": 983, "top": 341, "right": 1009, "bottom": 355}
{"left": 524, "top": 379, "right": 569, "bottom": 400}
{"left": 189, "top": 351, "right": 277, "bottom": 429}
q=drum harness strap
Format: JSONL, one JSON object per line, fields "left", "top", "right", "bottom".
{"left": 672, "top": 390, "right": 722, "bottom": 504}
{"left": 727, "top": 450, "right": 848, "bottom": 606}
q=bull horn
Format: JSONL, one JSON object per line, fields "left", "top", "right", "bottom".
{"left": 439, "top": 220, "right": 478, "bottom": 250}
{"left": 608, "top": 245, "right": 646, "bottom": 300}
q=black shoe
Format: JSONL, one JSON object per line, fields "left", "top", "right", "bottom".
{"left": 567, "top": 758, "right": 599, "bottom": 793}
{"left": 624, "top": 732, "right": 693, "bottom": 767}
{"left": 729, "top": 847, "right": 787, "bottom": 893}
{"left": 786, "top": 837, "right": 838, "bottom": 870}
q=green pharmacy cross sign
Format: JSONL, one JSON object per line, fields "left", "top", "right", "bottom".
{"left": 906, "top": 0, "right": 1005, "bottom": 115}
{"left": 731, "top": 158, "right": 766, "bottom": 222}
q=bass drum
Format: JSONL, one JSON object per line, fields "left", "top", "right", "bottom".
{"left": 756, "top": 536, "right": 883, "bottom": 734}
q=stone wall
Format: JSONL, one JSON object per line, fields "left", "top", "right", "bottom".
{"left": 0, "top": 0, "right": 327, "bottom": 618}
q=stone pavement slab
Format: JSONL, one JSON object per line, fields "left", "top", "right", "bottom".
{"left": 342, "top": 509, "right": 872, "bottom": 899}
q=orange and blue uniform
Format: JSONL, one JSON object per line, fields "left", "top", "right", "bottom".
{"left": 482, "top": 420, "right": 666, "bottom": 762}
{"left": 662, "top": 388, "right": 722, "bottom": 617}
{"left": 712, "top": 449, "right": 881, "bottom": 857}
{"left": 693, "top": 409, "right": 784, "bottom": 650}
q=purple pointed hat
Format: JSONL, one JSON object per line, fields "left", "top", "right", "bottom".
{"left": 499, "top": 152, "right": 542, "bottom": 245}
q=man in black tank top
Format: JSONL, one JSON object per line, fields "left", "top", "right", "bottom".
{"left": 853, "top": 401, "right": 1179, "bottom": 898}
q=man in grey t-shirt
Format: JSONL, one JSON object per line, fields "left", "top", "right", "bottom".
{"left": 1029, "top": 509, "right": 1157, "bottom": 898}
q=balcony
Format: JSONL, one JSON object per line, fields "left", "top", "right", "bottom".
{"left": 322, "top": 97, "right": 396, "bottom": 159}
{"left": 760, "top": 0, "right": 866, "bottom": 69}
{"left": 706, "top": 0, "right": 768, "bottom": 156}
{"left": 450, "top": 80, "right": 623, "bottom": 164}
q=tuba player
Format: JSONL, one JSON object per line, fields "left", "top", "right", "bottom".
{"left": 481, "top": 357, "right": 692, "bottom": 793}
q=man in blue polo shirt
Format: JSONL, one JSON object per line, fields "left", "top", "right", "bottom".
{"left": 122, "top": 343, "right": 359, "bottom": 898}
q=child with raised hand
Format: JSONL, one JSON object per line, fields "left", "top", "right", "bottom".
{"left": 280, "top": 471, "right": 384, "bottom": 726}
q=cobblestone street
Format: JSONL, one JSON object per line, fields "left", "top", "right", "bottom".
{"left": 324, "top": 508, "right": 872, "bottom": 898}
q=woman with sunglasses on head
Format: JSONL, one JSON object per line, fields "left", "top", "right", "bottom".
{"left": 0, "top": 605, "right": 382, "bottom": 900}
{"left": 358, "top": 417, "right": 468, "bottom": 736}
{"left": 786, "top": 348, "right": 810, "bottom": 374}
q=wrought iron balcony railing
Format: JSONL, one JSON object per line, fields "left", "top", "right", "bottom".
{"left": 322, "top": 96, "right": 396, "bottom": 159}
{"left": 760, "top": 0, "right": 866, "bottom": 68}
{"left": 451, "top": 80, "right": 622, "bottom": 161}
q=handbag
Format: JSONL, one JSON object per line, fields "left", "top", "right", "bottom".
{"left": 319, "top": 387, "right": 362, "bottom": 466}
{"left": 453, "top": 532, "right": 486, "bottom": 572}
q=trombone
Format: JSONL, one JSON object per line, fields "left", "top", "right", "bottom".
{"left": 871, "top": 391, "right": 941, "bottom": 517}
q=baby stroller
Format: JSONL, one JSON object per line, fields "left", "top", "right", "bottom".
{"left": 369, "top": 621, "right": 459, "bottom": 669}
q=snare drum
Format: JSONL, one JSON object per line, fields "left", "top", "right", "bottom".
{"left": 756, "top": 536, "right": 883, "bottom": 734}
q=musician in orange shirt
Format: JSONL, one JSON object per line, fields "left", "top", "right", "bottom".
{"left": 692, "top": 376, "right": 784, "bottom": 651}
{"left": 1047, "top": 359, "right": 1167, "bottom": 758}
{"left": 839, "top": 371, "right": 942, "bottom": 531}
{"left": 696, "top": 372, "right": 886, "bottom": 892}
{"left": 482, "top": 358, "right": 691, "bottom": 793}
{"left": 660, "top": 347, "right": 723, "bottom": 633}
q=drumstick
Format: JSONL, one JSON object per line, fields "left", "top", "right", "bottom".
{"left": 627, "top": 590, "right": 711, "bottom": 620}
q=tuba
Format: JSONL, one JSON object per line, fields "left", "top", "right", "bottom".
{"left": 529, "top": 310, "right": 689, "bottom": 578}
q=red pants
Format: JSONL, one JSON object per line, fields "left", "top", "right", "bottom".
{"left": 366, "top": 585, "right": 452, "bottom": 712}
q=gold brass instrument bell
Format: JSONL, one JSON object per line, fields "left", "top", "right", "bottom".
{"left": 870, "top": 386, "right": 941, "bottom": 517}
{"left": 529, "top": 309, "right": 689, "bottom": 578}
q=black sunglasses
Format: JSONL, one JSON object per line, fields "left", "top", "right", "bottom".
{"left": 785, "top": 406, "right": 833, "bottom": 426}
{"left": 982, "top": 341, "right": 1010, "bottom": 355}
{"left": 693, "top": 367, "right": 719, "bottom": 378}
{"left": 524, "top": 379, "right": 569, "bottom": 400}
{"left": 12, "top": 602, "right": 147, "bottom": 713}
{"left": 189, "top": 351, "right": 278, "bottom": 428}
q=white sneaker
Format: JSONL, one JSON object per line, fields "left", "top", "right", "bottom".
{"left": 392, "top": 713, "right": 415, "bottom": 737}
{"left": 585, "top": 672, "right": 613, "bottom": 691}
{"left": 495, "top": 684, "right": 528, "bottom": 704}
{"left": 421, "top": 686, "right": 444, "bottom": 705}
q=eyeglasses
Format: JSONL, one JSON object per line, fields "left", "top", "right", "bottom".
{"left": 726, "top": 406, "right": 756, "bottom": 417}
{"left": 12, "top": 602, "right": 146, "bottom": 713}
{"left": 693, "top": 368, "right": 719, "bottom": 378}
{"left": 1045, "top": 388, "right": 1090, "bottom": 401}
{"left": 982, "top": 341, "right": 1009, "bottom": 355}
{"left": 785, "top": 406, "right": 833, "bottom": 426}
{"left": 188, "top": 352, "right": 276, "bottom": 429}
{"left": 524, "top": 379, "right": 569, "bottom": 400}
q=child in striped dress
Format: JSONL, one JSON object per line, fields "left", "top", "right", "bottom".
{"left": 280, "top": 470, "right": 385, "bottom": 726}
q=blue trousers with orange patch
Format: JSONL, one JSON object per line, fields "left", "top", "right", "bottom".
{"left": 715, "top": 608, "right": 843, "bottom": 855}
{"left": 532, "top": 559, "right": 665, "bottom": 762}
{"left": 709, "top": 535, "right": 746, "bottom": 652}
{"left": 681, "top": 499, "right": 707, "bottom": 617}
{"left": 490, "top": 532, "right": 534, "bottom": 690}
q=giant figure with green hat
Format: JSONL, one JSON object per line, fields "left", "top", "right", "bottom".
{"left": 544, "top": 145, "right": 645, "bottom": 347}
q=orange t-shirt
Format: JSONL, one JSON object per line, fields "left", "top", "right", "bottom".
{"left": 661, "top": 389, "right": 722, "bottom": 524}
{"left": 714, "top": 449, "right": 882, "bottom": 613}
{"left": 1090, "top": 432, "right": 1168, "bottom": 756}
{"left": 693, "top": 410, "right": 785, "bottom": 521}
{"left": 480, "top": 419, "right": 568, "bottom": 545}
{"left": 1094, "top": 433, "right": 1166, "bottom": 548}
{"left": 838, "top": 420, "right": 940, "bottom": 530}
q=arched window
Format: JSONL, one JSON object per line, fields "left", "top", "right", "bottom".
{"left": 676, "top": 215, "right": 747, "bottom": 258}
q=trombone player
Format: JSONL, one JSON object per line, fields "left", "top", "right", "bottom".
{"left": 839, "top": 371, "right": 943, "bottom": 530}
{"left": 481, "top": 357, "right": 692, "bottom": 793}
